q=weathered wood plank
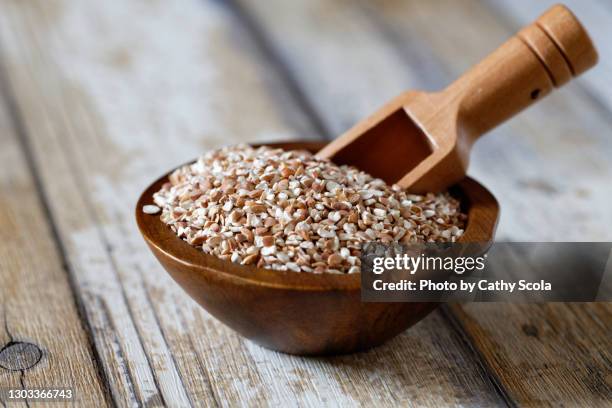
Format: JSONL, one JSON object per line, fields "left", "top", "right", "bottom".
{"left": 0, "top": 76, "right": 108, "bottom": 405}
{"left": 450, "top": 303, "right": 612, "bottom": 406}
{"left": 4, "top": 0, "right": 608, "bottom": 405}
{"left": 0, "top": 0, "right": 317, "bottom": 406}
{"left": 236, "top": 0, "right": 612, "bottom": 405}
{"left": 235, "top": 0, "right": 419, "bottom": 135}
{"left": 0, "top": 0, "right": 506, "bottom": 406}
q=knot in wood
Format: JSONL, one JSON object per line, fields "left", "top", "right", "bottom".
{"left": 0, "top": 341, "right": 43, "bottom": 371}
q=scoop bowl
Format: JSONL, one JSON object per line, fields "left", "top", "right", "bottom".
{"left": 136, "top": 141, "right": 499, "bottom": 355}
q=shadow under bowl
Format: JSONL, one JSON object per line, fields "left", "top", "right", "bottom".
{"left": 136, "top": 141, "right": 499, "bottom": 355}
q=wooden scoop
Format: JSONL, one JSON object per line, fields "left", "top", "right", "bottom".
{"left": 317, "top": 4, "right": 598, "bottom": 193}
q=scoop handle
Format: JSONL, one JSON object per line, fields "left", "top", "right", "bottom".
{"left": 444, "top": 4, "right": 597, "bottom": 140}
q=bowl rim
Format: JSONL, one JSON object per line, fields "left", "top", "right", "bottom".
{"left": 136, "top": 141, "right": 499, "bottom": 291}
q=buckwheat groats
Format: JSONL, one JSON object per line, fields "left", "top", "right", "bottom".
{"left": 150, "top": 144, "right": 466, "bottom": 273}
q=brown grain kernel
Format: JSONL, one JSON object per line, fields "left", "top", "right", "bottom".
{"left": 240, "top": 227, "right": 254, "bottom": 242}
{"left": 242, "top": 253, "right": 258, "bottom": 265}
{"left": 301, "top": 178, "right": 314, "bottom": 188}
{"left": 327, "top": 254, "right": 343, "bottom": 267}
{"left": 207, "top": 235, "right": 222, "bottom": 247}
{"left": 349, "top": 193, "right": 361, "bottom": 204}
{"left": 247, "top": 204, "right": 267, "bottom": 214}
{"left": 210, "top": 190, "right": 222, "bottom": 201}
{"left": 262, "top": 236, "right": 275, "bottom": 247}
{"left": 229, "top": 210, "right": 242, "bottom": 223}
{"left": 332, "top": 202, "right": 349, "bottom": 211}
{"left": 228, "top": 239, "right": 239, "bottom": 251}
{"left": 323, "top": 239, "right": 335, "bottom": 250}
{"left": 190, "top": 235, "right": 207, "bottom": 245}
{"left": 255, "top": 227, "right": 268, "bottom": 236}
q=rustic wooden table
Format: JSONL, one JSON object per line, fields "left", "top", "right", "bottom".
{"left": 0, "top": 0, "right": 610, "bottom": 406}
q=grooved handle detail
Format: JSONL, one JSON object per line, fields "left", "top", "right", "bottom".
{"left": 445, "top": 3, "right": 598, "bottom": 140}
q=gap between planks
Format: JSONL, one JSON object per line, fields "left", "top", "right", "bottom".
{"left": 0, "top": 57, "right": 111, "bottom": 406}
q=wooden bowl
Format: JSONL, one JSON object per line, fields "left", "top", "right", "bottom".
{"left": 136, "top": 141, "right": 499, "bottom": 355}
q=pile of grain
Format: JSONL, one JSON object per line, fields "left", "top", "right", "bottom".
{"left": 149, "top": 144, "right": 465, "bottom": 273}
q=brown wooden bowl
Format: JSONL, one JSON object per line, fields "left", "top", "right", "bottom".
{"left": 136, "top": 141, "right": 499, "bottom": 355}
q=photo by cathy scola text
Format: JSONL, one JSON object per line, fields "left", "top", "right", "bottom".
{"left": 362, "top": 242, "right": 612, "bottom": 302}
{"left": 371, "top": 277, "right": 552, "bottom": 293}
